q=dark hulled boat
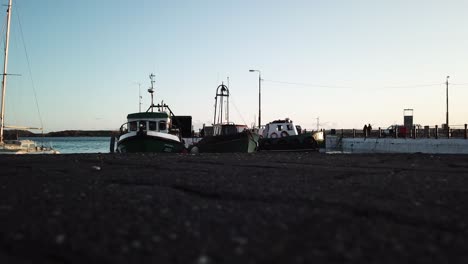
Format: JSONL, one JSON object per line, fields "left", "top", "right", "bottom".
{"left": 195, "top": 124, "right": 259, "bottom": 153}
{"left": 191, "top": 83, "right": 259, "bottom": 153}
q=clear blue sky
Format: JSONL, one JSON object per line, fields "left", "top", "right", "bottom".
{"left": 2, "top": 0, "right": 468, "bottom": 131}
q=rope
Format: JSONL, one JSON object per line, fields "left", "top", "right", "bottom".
{"left": 15, "top": 5, "right": 44, "bottom": 133}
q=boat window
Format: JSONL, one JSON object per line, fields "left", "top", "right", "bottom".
{"left": 130, "top": 121, "right": 137, "bottom": 131}
{"left": 276, "top": 125, "right": 283, "bottom": 131}
{"left": 120, "top": 123, "right": 128, "bottom": 134}
{"left": 149, "top": 121, "right": 157, "bottom": 131}
{"left": 222, "top": 125, "right": 237, "bottom": 135}
{"left": 159, "top": 121, "right": 167, "bottom": 131}
{"left": 287, "top": 124, "right": 293, "bottom": 130}
{"left": 139, "top": 121, "right": 147, "bottom": 131}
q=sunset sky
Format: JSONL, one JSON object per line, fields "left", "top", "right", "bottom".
{"left": 2, "top": 0, "right": 468, "bottom": 131}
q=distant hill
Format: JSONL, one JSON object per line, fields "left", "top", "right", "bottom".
{"left": 45, "top": 130, "right": 119, "bottom": 137}
{"left": 3, "top": 130, "right": 36, "bottom": 140}
{"left": 5, "top": 130, "right": 118, "bottom": 138}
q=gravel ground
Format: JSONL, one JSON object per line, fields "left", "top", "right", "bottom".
{"left": 0, "top": 152, "right": 468, "bottom": 264}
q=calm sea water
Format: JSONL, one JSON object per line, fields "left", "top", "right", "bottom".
{"left": 22, "top": 137, "right": 111, "bottom": 154}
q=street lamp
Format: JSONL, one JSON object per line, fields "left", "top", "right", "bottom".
{"left": 446, "top": 76, "right": 449, "bottom": 133}
{"left": 249, "top": 69, "right": 262, "bottom": 128}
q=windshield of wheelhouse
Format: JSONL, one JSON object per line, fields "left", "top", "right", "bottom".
{"left": 221, "top": 125, "right": 237, "bottom": 136}
{"left": 159, "top": 121, "right": 167, "bottom": 132}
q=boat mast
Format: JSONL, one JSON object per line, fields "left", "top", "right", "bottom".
{"left": 148, "top": 73, "right": 155, "bottom": 112}
{"left": 0, "top": 0, "right": 12, "bottom": 143}
{"left": 213, "top": 83, "right": 229, "bottom": 125}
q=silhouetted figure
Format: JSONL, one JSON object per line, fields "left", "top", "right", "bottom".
{"left": 367, "top": 124, "right": 372, "bottom": 137}
{"left": 363, "top": 124, "right": 368, "bottom": 137}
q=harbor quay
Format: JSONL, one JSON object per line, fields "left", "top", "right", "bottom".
{"left": 1, "top": 152, "right": 468, "bottom": 263}
{"left": 325, "top": 124, "right": 468, "bottom": 154}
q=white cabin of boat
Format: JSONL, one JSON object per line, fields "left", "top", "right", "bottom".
{"left": 120, "top": 112, "right": 174, "bottom": 134}
{"left": 2, "top": 139, "right": 36, "bottom": 151}
{"left": 262, "top": 118, "right": 302, "bottom": 138}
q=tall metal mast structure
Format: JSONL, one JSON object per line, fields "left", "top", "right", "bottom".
{"left": 0, "top": 0, "right": 13, "bottom": 143}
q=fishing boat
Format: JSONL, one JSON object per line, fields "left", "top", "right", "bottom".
{"left": 0, "top": 0, "right": 58, "bottom": 154}
{"left": 258, "top": 118, "right": 324, "bottom": 151}
{"left": 112, "top": 74, "right": 185, "bottom": 153}
{"left": 191, "top": 83, "right": 259, "bottom": 153}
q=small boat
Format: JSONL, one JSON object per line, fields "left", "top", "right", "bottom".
{"left": 191, "top": 83, "right": 259, "bottom": 153}
{"left": 0, "top": 0, "right": 58, "bottom": 154}
{"left": 258, "top": 118, "right": 324, "bottom": 151}
{"left": 112, "top": 74, "right": 185, "bottom": 153}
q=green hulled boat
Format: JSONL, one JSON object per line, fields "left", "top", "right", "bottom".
{"left": 112, "top": 74, "right": 185, "bottom": 153}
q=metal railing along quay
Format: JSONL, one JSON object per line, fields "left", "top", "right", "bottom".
{"left": 326, "top": 124, "right": 468, "bottom": 140}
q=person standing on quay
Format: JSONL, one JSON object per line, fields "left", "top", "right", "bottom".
{"left": 363, "top": 124, "right": 368, "bottom": 137}
{"left": 367, "top": 124, "right": 372, "bottom": 137}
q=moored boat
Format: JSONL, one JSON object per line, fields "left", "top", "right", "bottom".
{"left": 194, "top": 123, "right": 259, "bottom": 153}
{"left": 112, "top": 74, "right": 185, "bottom": 153}
{"left": 191, "top": 83, "right": 259, "bottom": 153}
{"left": 258, "top": 118, "right": 324, "bottom": 151}
{"left": 0, "top": 139, "right": 58, "bottom": 154}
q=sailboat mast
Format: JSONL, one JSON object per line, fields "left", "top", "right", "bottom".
{"left": 0, "top": 0, "right": 12, "bottom": 143}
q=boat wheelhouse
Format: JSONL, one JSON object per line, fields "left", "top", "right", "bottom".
{"left": 261, "top": 118, "right": 301, "bottom": 138}
{"left": 258, "top": 118, "right": 324, "bottom": 151}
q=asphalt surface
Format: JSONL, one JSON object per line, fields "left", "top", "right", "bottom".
{"left": 1, "top": 152, "right": 468, "bottom": 263}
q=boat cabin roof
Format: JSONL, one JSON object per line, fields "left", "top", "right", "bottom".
{"left": 127, "top": 112, "right": 169, "bottom": 120}
{"left": 270, "top": 118, "right": 293, "bottom": 124}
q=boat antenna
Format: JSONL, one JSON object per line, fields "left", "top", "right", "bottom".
{"left": 135, "top": 82, "right": 142, "bottom": 112}
{"left": 148, "top": 73, "right": 155, "bottom": 112}
{"left": 0, "top": 0, "right": 12, "bottom": 143}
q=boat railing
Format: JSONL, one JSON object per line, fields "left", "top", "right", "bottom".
{"left": 119, "top": 121, "right": 181, "bottom": 138}
{"left": 327, "top": 124, "right": 468, "bottom": 139}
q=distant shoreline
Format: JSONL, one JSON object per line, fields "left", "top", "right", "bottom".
{"left": 5, "top": 130, "right": 119, "bottom": 138}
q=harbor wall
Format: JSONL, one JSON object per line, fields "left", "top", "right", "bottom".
{"left": 326, "top": 135, "right": 468, "bottom": 154}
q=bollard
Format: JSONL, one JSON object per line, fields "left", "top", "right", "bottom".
{"left": 435, "top": 125, "right": 438, "bottom": 139}
{"left": 465, "top": 124, "right": 467, "bottom": 139}
{"left": 378, "top": 127, "right": 382, "bottom": 138}
{"left": 353, "top": 129, "right": 356, "bottom": 138}
{"left": 341, "top": 129, "right": 344, "bottom": 137}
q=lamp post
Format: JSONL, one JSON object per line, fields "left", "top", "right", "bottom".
{"left": 446, "top": 76, "right": 449, "bottom": 133}
{"left": 249, "top": 69, "right": 261, "bottom": 128}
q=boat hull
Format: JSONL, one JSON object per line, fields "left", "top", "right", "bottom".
{"left": 258, "top": 131, "right": 324, "bottom": 151}
{"left": 195, "top": 132, "right": 259, "bottom": 153}
{"left": 0, "top": 140, "right": 59, "bottom": 154}
{"left": 116, "top": 133, "right": 185, "bottom": 153}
